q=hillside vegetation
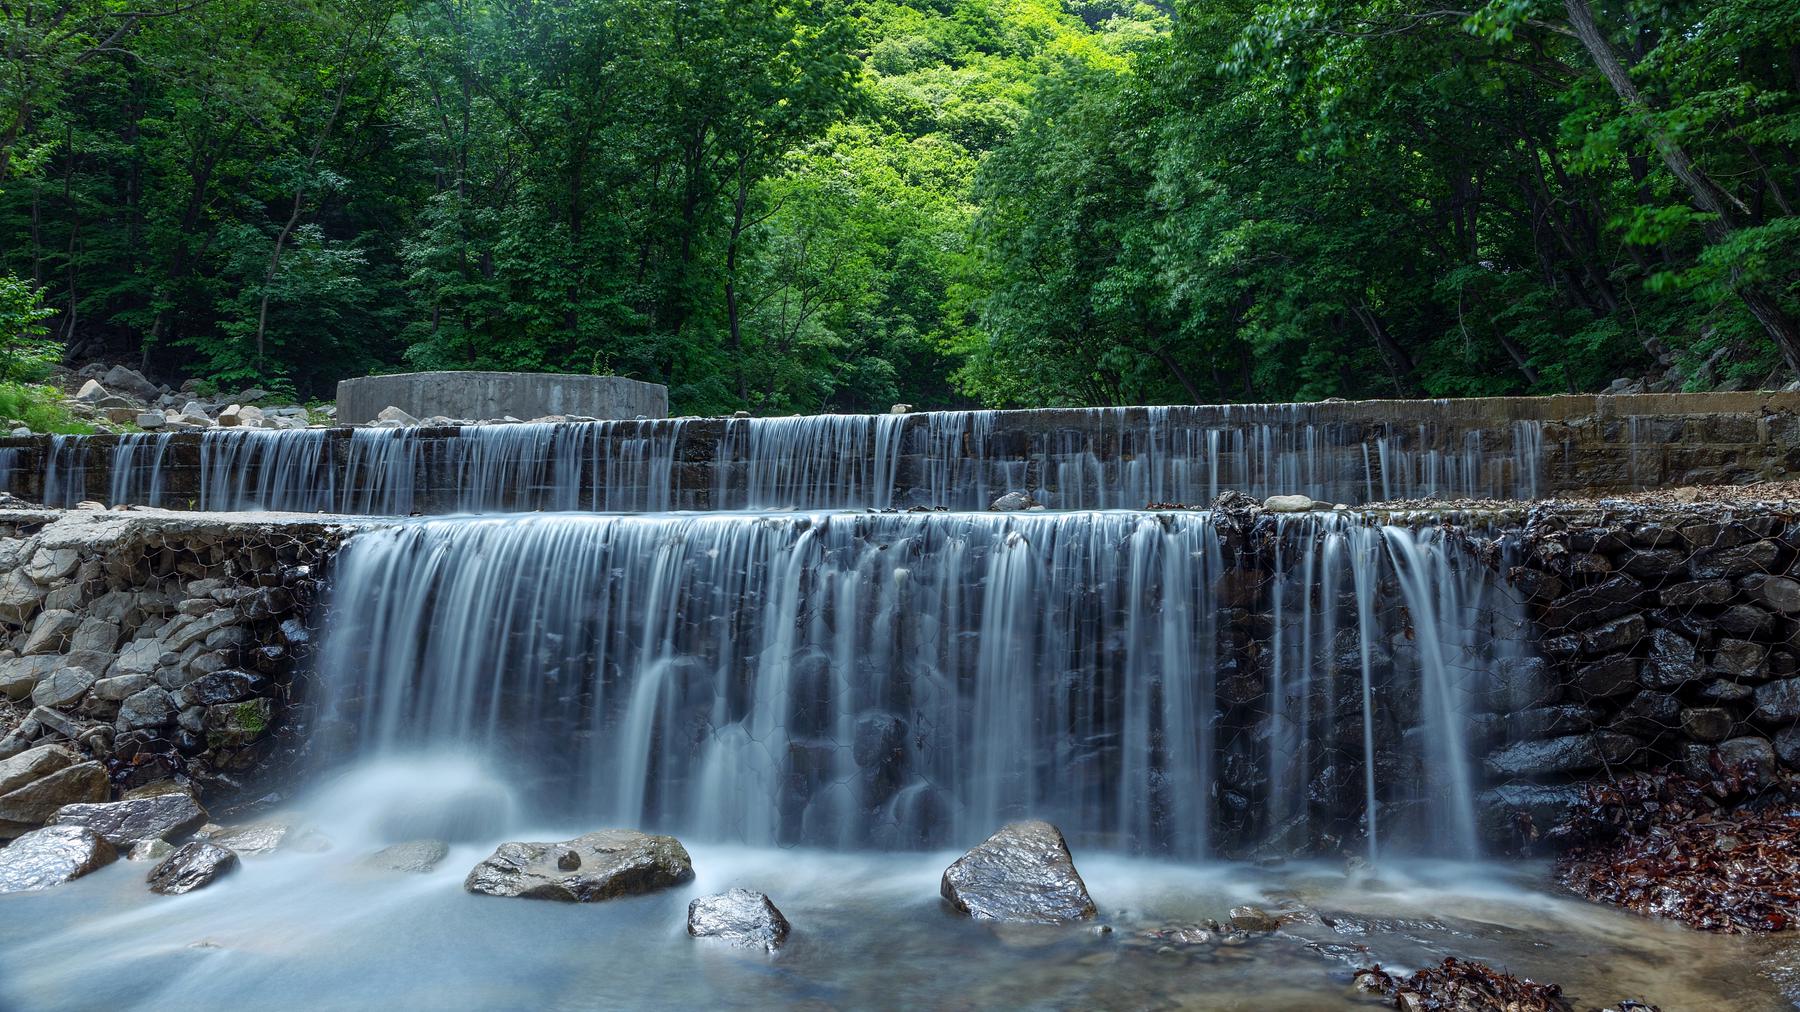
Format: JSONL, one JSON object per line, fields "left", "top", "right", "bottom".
{"left": 1, "top": 1, "right": 1795, "bottom": 410}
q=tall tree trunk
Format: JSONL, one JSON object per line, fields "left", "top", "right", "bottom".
{"left": 1564, "top": 0, "right": 1800, "bottom": 374}
{"left": 1351, "top": 305, "right": 1421, "bottom": 396}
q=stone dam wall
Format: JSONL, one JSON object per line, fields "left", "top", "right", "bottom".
{"left": 0, "top": 510, "right": 348, "bottom": 834}
{"left": 1, "top": 500, "right": 1797, "bottom": 853}
{"left": 335, "top": 370, "right": 669, "bottom": 424}
{"left": 3, "top": 390, "right": 1799, "bottom": 512}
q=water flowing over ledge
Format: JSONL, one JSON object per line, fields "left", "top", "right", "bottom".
{"left": 14, "top": 390, "right": 1799, "bottom": 515}
{"left": 316, "top": 509, "right": 1526, "bottom": 858}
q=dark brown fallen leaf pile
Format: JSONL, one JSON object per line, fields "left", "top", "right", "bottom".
{"left": 1553, "top": 758, "right": 1800, "bottom": 934}
{"left": 1352, "top": 956, "right": 1579, "bottom": 1012}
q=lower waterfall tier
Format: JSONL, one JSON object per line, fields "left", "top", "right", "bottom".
{"left": 317, "top": 509, "right": 1528, "bottom": 857}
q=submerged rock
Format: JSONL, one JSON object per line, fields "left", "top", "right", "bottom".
{"left": 364, "top": 839, "right": 450, "bottom": 874}
{"left": 686, "top": 888, "right": 792, "bottom": 951}
{"left": 49, "top": 792, "right": 208, "bottom": 846}
{"left": 940, "top": 820, "right": 1096, "bottom": 924}
{"left": 148, "top": 841, "right": 240, "bottom": 895}
{"left": 0, "top": 825, "right": 117, "bottom": 893}
{"left": 202, "top": 819, "right": 330, "bottom": 855}
{"left": 1228, "top": 905, "right": 1278, "bottom": 932}
{"left": 463, "top": 829, "right": 693, "bottom": 901}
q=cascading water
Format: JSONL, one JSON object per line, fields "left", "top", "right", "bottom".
{"left": 316, "top": 508, "right": 1522, "bottom": 858}
{"left": 34, "top": 406, "right": 1562, "bottom": 513}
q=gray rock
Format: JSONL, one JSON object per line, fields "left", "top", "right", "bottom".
{"left": 687, "top": 888, "right": 792, "bottom": 951}
{"left": 171, "top": 669, "right": 269, "bottom": 710}
{"left": 988, "top": 491, "right": 1042, "bottom": 512}
{"left": 1572, "top": 656, "right": 1638, "bottom": 698}
{"left": 1660, "top": 579, "right": 1734, "bottom": 608}
{"left": 1229, "top": 905, "right": 1278, "bottom": 932}
{"left": 0, "top": 743, "right": 78, "bottom": 796}
{"left": 464, "top": 829, "right": 693, "bottom": 901}
{"left": 129, "top": 838, "right": 173, "bottom": 862}
{"left": 49, "top": 793, "right": 208, "bottom": 846}
{"left": 1753, "top": 679, "right": 1800, "bottom": 724}
{"left": 203, "top": 819, "right": 330, "bottom": 855}
{"left": 1477, "top": 782, "right": 1587, "bottom": 835}
{"left": 101, "top": 364, "right": 160, "bottom": 401}
{"left": 1482, "top": 732, "right": 1642, "bottom": 778}
{"left": 1679, "top": 707, "right": 1734, "bottom": 743}
{"left": 115, "top": 687, "right": 175, "bottom": 731}
{"left": 940, "top": 820, "right": 1096, "bottom": 924}
{"left": 1717, "top": 737, "right": 1778, "bottom": 781}
{"left": 1713, "top": 639, "right": 1769, "bottom": 679}
{"left": 91, "top": 674, "right": 151, "bottom": 702}
{"left": 30, "top": 666, "right": 96, "bottom": 709}
{"left": 363, "top": 839, "right": 450, "bottom": 873}
{"left": 1610, "top": 690, "right": 1678, "bottom": 737}
{"left": 0, "top": 760, "right": 108, "bottom": 835}
{"left": 0, "top": 825, "right": 116, "bottom": 893}
{"left": 22, "top": 610, "right": 80, "bottom": 655}
{"left": 201, "top": 698, "right": 272, "bottom": 747}
{"left": 147, "top": 841, "right": 239, "bottom": 895}
{"left": 1581, "top": 615, "right": 1645, "bottom": 655}
{"left": 1745, "top": 575, "right": 1800, "bottom": 614}
{"left": 70, "top": 618, "right": 120, "bottom": 653}
{"left": 1262, "top": 494, "right": 1318, "bottom": 513}
{"left": 1775, "top": 726, "right": 1800, "bottom": 770}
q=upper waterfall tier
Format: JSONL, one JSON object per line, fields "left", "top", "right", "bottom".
{"left": 11, "top": 391, "right": 1797, "bottom": 514}
{"left": 315, "top": 508, "right": 1526, "bottom": 857}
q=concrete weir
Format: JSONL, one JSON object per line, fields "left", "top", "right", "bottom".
{"left": 3, "top": 390, "right": 1799, "bottom": 513}
{"left": 334, "top": 370, "right": 668, "bottom": 423}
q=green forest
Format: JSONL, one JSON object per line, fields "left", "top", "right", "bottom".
{"left": 1, "top": 0, "right": 1797, "bottom": 413}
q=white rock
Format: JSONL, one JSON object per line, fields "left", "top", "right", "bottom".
{"left": 890, "top": 403, "right": 914, "bottom": 414}
{"left": 1262, "top": 495, "right": 1319, "bottom": 513}
{"left": 217, "top": 405, "right": 243, "bottom": 426}
{"left": 135, "top": 412, "right": 166, "bottom": 430}
{"left": 376, "top": 405, "right": 419, "bottom": 425}
{"left": 74, "top": 380, "right": 109, "bottom": 403}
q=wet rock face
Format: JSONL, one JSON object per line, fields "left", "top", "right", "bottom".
{"left": 49, "top": 792, "right": 208, "bottom": 846}
{"left": 686, "top": 888, "right": 792, "bottom": 951}
{"left": 463, "top": 829, "right": 693, "bottom": 902}
{"left": 940, "top": 820, "right": 1096, "bottom": 924}
{"left": 0, "top": 824, "right": 116, "bottom": 893}
{"left": 148, "top": 841, "right": 239, "bottom": 894}
{"left": 363, "top": 839, "right": 450, "bottom": 874}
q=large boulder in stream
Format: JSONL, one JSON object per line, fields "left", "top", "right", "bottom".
{"left": 940, "top": 820, "right": 1096, "bottom": 924}
{"left": 147, "top": 841, "right": 240, "bottom": 895}
{"left": 687, "top": 888, "right": 792, "bottom": 951}
{"left": 463, "top": 829, "right": 693, "bottom": 901}
{"left": 49, "top": 792, "right": 208, "bottom": 846}
{"left": 0, "top": 825, "right": 117, "bottom": 893}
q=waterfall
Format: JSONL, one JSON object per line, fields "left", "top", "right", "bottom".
{"left": 317, "top": 509, "right": 1522, "bottom": 857}
{"left": 108, "top": 432, "right": 173, "bottom": 507}
{"left": 31, "top": 406, "right": 1560, "bottom": 513}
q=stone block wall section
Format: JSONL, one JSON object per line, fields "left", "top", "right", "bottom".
{"left": 1479, "top": 497, "right": 1800, "bottom": 844}
{"left": 0, "top": 510, "right": 358, "bottom": 837}
{"left": 4, "top": 390, "right": 1800, "bottom": 512}
{"left": 335, "top": 370, "right": 668, "bottom": 423}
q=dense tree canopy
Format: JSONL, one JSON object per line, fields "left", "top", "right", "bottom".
{"left": 1, "top": 1, "right": 1795, "bottom": 410}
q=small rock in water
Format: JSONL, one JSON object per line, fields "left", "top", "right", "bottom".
{"left": 687, "top": 888, "right": 792, "bottom": 952}
{"left": 147, "top": 841, "right": 239, "bottom": 895}
{"left": 463, "top": 829, "right": 693, "bottom": 902}
{"left": 988, "top": 491, "right": 1043, "bottom": 512}
{"left": 0, "top": 825, "right": 117, "bottom": 893}
{"left": 129, "top": 838, "right": 174, "bottom": 862}
{"left": 940, "top": 820, "right": 1096, "bottom": 924}
{"left": 1228, "top": 905, "right": 1278, "bottom": 932}
{"left": 363, "top": 839, "right": 450, "bottom": 874}
{"left": 1261, "top": 494, "right": 1318, "bottom": 513}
